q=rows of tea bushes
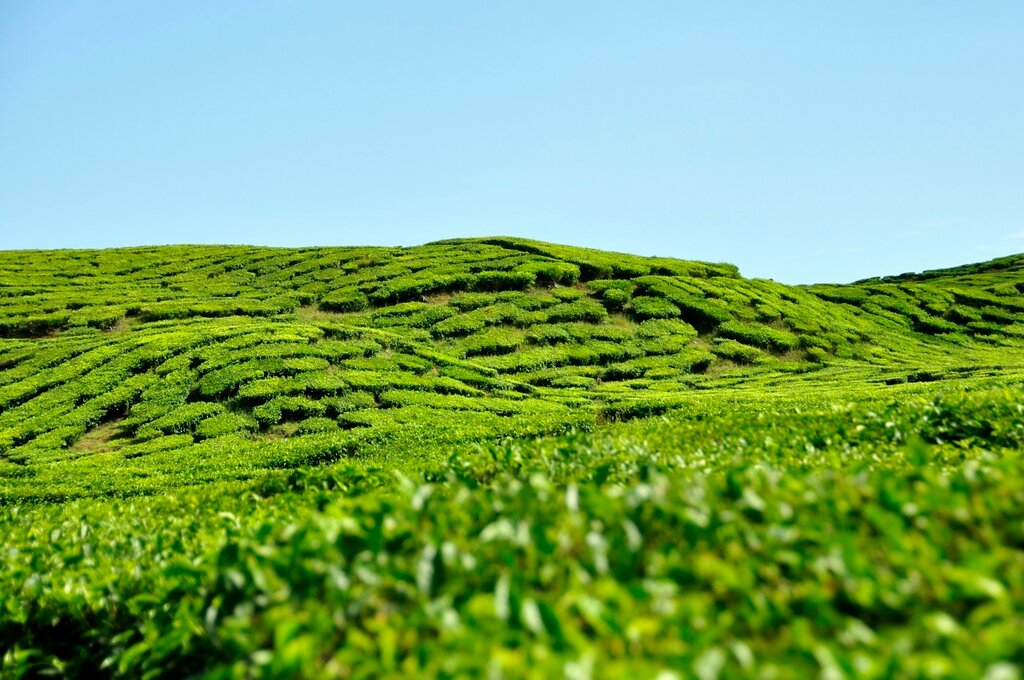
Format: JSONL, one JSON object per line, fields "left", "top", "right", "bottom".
{"left": 0, "top": 315, "right": 598, "bottom": 500}
{"left": 2, "top": 239, "right": 1024, "bottom": 676}
{"left": 1, "top": 240, "right": 1023, "bottom": 501}
{"left": 3, "top": 382, "right": 1024, "bottom": 677}
{"left": 0, "top": 326, "right": 1019, "bottom": 503}
{"left": 2, "top": 239, "right": 1021, "bottom": 353}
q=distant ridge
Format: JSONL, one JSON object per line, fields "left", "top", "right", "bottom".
{"left": 854, "top": 252, "right": 1024, "bottom": 284}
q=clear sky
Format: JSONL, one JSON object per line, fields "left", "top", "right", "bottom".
{"left": 1, "top": 2, "right": 1022, "bottom": 283}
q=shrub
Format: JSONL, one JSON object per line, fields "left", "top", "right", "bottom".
{"left": 373, "top": 305, "right": 456, "bottom": 329}
{"left": 196, "top": 412, "right": 257, "bottom": 439}
{"left": 806, "top": 346, "right": 829, "bottom": 363}
{"left": 810, "top": 286, "right": 869, "bottom": 306}
{"left": 797, "top": 334, "right": 832, "bottom": 351}
{"left": 550, "top": 287, "right": 584, "bottom": 301}
{"left": 603, "top": 350, "right": 713, "bottom": 380}
{"left": 635, "top": 336, "right": 685, "bottom": 356}
{"left": 717, "top": 321, "right": 799, "bottom": 352}
{"left": 369, "top": 271, "right": 476, "bottom": 305}
{"left": 911, "top": 313, "right": 959, "bottom": 335}
{"left": 137, "top": 402, "right": 225, "bottom": 438}
{"left": 950, "top": 287, "right": 1000, "bottom": 308}
{"left": 254, "top": 396, "right": 327, "bottom": 427}
{"left": 600, "top": 398, "right": 674, "bottom": 421}
{"left": 634, "top": 277, "right": 732, "bottom": 331}
{"left": 546, "top": 300, "right": 607, "bottom": 323}
{"left": 712, "top": 339, "right": 766, "bottom": 365}
{"left": 980, "top": 306, "right": 1016, "bottom": 323}
{"left": 947, "top": 305, "right": 981, "bottom": 324}
{"left": 636, "top": 318, "right": 697, "bottom": 341}
{"left": 0, "top": 314, "right": 69, "bottom": 338}
{"left": 459, "top": 328, "right": 524, "bottom": 357}
{"left": 322, "top": 392, "right": 378, "bottom": 415}
{"left": 627, "top": 296, "right": 681, "bottom": 321}
{"left": 511, "top": 293, "right": 559, "bottom": 311}
{"left": 525, "top": 325, "right": 573, "bottom": 345}
{"left": 515, "top": 261, "right": 580, "bottom": 286}
{"left": 431, "top": 313, "right": 486, "bottom": 338}
{"left": 600, "top": 288, "right": 630, "bottom": 310}
{"left": 297, "top": 417, "right": 339, "bottom": 434}
{"left": 548, "top": 375, "right": 596, "bottom": 389}
{"left": 587, "top": 279, "right": 635, "bottom": 293}
{"left": 473, "top": 270, "right": 535, "bottom": 292}
{"left": 319, "top": 289, "right": 368, "bottom": 313}
{"left": 448, "top": 292, "right": 507, "bottom": 312}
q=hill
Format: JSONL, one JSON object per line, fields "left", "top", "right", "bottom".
{"left": 2, "top": 239, "right": 1024, "bottom": 677}
{"left": 2, "top": 237, "right": 1023, "bottom": 499}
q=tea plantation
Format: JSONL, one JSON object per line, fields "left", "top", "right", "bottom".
{"left": 2, "top": 238, "right": 1024, "bottom": 678}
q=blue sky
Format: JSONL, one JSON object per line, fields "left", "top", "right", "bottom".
{"left": 1, "top": 2, "right": 1022, "bottom": 283}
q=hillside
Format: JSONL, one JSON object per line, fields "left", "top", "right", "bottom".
{"left": 3, "top": 239, "right": 1024, "bottom": 677}
{"left": 2, "top": 238, "right": 1023, "bottom": 499}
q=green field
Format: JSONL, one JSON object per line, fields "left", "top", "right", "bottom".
{"left": 2, "top": 238, "right": 1024, "bottom": 678}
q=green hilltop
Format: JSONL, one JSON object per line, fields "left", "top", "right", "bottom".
{"left": 1, "top": 237, "right": 1023, "bottom": 499}
{"left": 3, "top": 238, "right": 1024, "bottom": 677}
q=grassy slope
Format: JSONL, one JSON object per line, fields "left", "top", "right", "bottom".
{"left": 2, "top": 239, "right": 1024, "bottom": 677}
{"left": 1, "top": 238, "right": 1023, "bottom": 499}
